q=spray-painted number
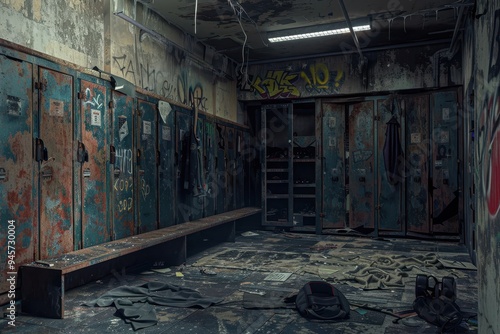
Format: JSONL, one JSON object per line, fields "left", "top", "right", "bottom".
{"left": 141, "top": 178, "right": 150, "bottom": 200}
{"left": 114, "top": 177, "right": 133, "bottom": 192}
{"left": 118, "top": 197, "right": 133, "bottom": 212}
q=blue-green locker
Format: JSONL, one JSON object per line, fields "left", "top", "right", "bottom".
{"left": 158, "top": 101, "right": 175, "bottom": 228}
{"left": 0, "top": 54, "right": 36, "bottom": 294}
{"left": 77, "top": 77, "right": 112, "bottom": 247}
{"left": 176, "top": 108, "right": 193, "bottom": 223}
{"left": 38, "top": 67, "right": 74, "bottom": 259}
{"left": 321, "top": 102, "right": 346, "bottom": 228}
{"left": 111, "top": 91, "right": 135, "bottom": 239}
{"left": 136, "top": 98, "right": 158, "bottom": 233}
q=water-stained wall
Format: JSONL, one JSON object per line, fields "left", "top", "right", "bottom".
{"left": 471, "top": 0, "right": 500, "bottom": 332}
{"left": 238, "top": 44, "right": 461, "bottom": 101}
{"left": 0, "top": 0, "right": 239, "bottom": 121}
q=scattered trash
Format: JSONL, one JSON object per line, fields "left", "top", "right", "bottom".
{"left": 200, "top": 268, "right": 217, "bottom": 276}
{"left": 241, "top": 231, "right": 259, "bottom": 237}
{"left": 264, "top": 272, "right": 292, "bottom": 282}
{"left": 95, "top": 280, "right": 103, "bottom": 284}
{"left": 151, "top": 267, "right": 172, "bottom": 274}
{"left": 355, "top": 308, "right": 368, "bottom": 315}
{"left": 239, "top": 289, "right": 266, "bottom": 296}
{"left": 140, "top": 271, "right": 155, "bottom": 275}
{"left": 175, "top": 272, "right": 184, "bottom": 278}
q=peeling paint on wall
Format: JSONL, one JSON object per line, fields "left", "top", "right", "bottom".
{"left": 473, "top": 1, "right": 500, "bottom": 332}
{"left": 239, "top": 45, "right": 460, "bottom": 100}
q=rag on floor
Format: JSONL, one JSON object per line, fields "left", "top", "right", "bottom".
{"left": 83, "top": 282, "right": 224, "bottom": 330}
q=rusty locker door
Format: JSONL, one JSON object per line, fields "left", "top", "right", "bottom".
{"left": 111, "top": 91, "right": 135, "bottom": 239}
{"left": 0, "top": 55, "right": 35, "bottom": 294}
{"left": 158, "top": 101, "right": 175, "bottom": 228}
{"left": 216, "top": 124, "right": 227, "bottom": 214}
{"left": 78, "top": 79, "right": 111, "bottom": 247}
{"left": 376, "top": 98, "right": 404, "bottom": 232}
{"left": 136, "top": 99, "right": 158, "bottom": 233}
{"left": 176, "top": 109, "right": 193, "bottom": 223}
{"left": 226, "top": 127, "right": 236, "bottom": 212}
{"left": 188, "top": 116, "right": 205, "bottom": 220}
{"left": 405, "top": 94, "right": 431, "bottom": 234}
{"left": 235, "top": 130, "right": 245, "bottom": 209}
{"left": 38, "top": 67, "right": 74, "bottom": 259}
{"left": 204, "top": 119, "right": 216, "bottom": 216}
{"left": 431, "top": 90, "right": 459, "bottom": 234}
{"left": 321, "top": 102, "right": 346, "bottom": 228}
{"left": 348, "top": 101, "right": 375, "bottom": 230}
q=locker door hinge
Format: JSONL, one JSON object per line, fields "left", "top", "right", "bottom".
{"left": 137, "top": 109, "right": 142, "bottom": 117}
{"left": 156, "top": 150, "right": 161, "bottom": 166}
{"left": 77, "top": 91, "right": 85, "bottom": 100}
{"left": 109, "top": 100, "right": 114, "bottom": 109}
{"left": 35, "top": 79, "right": 47, "bottom": 91}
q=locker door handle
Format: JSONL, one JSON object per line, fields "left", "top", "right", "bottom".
{"left": 77, "top": 141, "right": 89, "bottom": 164}
{"left": 137, "top": 149, "right": 142, "bottom": 166}
{"left": 35, "top": 138, "right": 48, "bottom": 162}
{"left": 110, "top": 145, "right": 116, "bottom": 164}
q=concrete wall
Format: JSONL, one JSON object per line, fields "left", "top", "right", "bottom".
{"left": 0, "top": 0, "right": 239, "bottom": 121}
{"left": 473, "top": 0, "right": 500, "bottom": 332}
{"left": 238, "top": 43, "right": 461, "bottom": 100}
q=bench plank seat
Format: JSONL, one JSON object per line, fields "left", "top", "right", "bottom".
{"left": 20, "top": 207, "right": 261, "bottom": 318}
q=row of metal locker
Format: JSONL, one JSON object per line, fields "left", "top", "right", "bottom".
{"left": 320, "top": 91, "right": 462, "bottom": 235}
{"left": 259, "top": 90, "right": 462, "bottom": 236}
{"left": 0, "top": 49, "right": 252, "bottom": 295}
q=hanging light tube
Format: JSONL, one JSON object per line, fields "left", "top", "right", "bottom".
{"left": 267, "top": 18, "right": 371, "bottom": 43}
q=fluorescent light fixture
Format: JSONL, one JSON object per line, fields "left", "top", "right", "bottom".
{"left": 267, "top": 18, "right": 371, "bottom": 43}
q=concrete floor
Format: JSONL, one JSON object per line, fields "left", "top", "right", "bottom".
{"left": 1, "top": 229, "right": 478, "bottom": 333}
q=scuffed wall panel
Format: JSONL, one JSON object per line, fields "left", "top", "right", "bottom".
{"left": 0, "top": 0, "right": 105, "bottom": 68}
{"left": 238, "top": 44, "right": 461, "bottom": 101}
{"left": 110, "top": 0, "right": 235, "bottom": 120}
{"left": 0, "top": 0, "right": 238, "bottom": 122}
{"left": 475, "top": 0, "right": 500, "bottom": 332}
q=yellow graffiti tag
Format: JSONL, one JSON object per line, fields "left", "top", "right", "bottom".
{"left": 251, "top": 70, "right": 300, "bottom": 98}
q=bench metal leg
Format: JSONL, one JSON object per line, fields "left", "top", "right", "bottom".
{"left": 21, "top": 266, "right": 65, "bottom": 319}
{"left": 154, "top": 236, "right": 187, "bottom": 266}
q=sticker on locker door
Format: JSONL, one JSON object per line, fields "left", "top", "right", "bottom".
{"left": 91, "top": 109, "right": 101, "bottom": 126}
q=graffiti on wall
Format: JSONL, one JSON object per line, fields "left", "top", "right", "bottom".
{"left": 177, "top": 71, "right": 208, "bottom": 111}
{"left": 239, "top": 62, "right": 345, "bottom": 99}
{"left": 300, "top": 63, "right": 345, "bottom": 94}
{"left": 250, "top": 70, "right": 300, "bottom": 99}
{"left": 112, "top": 54, "right": 209, "bottom": 110}
{"left": 478, "top": 9, "right": 500, "bottom": 218}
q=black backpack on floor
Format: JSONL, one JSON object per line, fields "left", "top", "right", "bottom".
{"left": 295, "top": 281, "right": 350, "bottom": 320}
{"left": 413, "top": 275, "right": 463, "bottom": 332}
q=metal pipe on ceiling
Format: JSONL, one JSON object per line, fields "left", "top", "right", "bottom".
{"left": 246, "top": 38, "right": 451, "bottom": 66}
{"left": 337, "top": 0, "right": 363, "bottom": 59}
{"left": 449, "top": 4, "right": 466, "bottom": 54}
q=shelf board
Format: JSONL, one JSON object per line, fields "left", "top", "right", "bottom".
{"left": 293, "top": 159, "right": 315, "bottom": 162}
{"left": 267, "top": 194, "right": 289, "bottom": 199}
{"left": 266, "top": 168, "right": 288, "bottom": 172}
{"left": 293, "top": 183, "right": 315, "bottom": 187}
{"left": 267, "top": 158, "right": 288, "bottom": 162}
{"left": 293, "top": 194, "right": 315, "bottom": 198}
{"left": 294, "top": 213, "right": 316, "bottom": 217}
{"left": 263, "top": 221, "right": 293, "bottom": 226}
{"left": 267, "top": 180, "right": 289, "bottom": 184}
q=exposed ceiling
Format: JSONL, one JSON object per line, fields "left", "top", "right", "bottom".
{"left": 143, "top": 0, "right": 473, "bottom": 65}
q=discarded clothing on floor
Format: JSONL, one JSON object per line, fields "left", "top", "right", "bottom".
{"left": 307, "top": 252, "right": 462, "bottom": 290}
{"left": 83, "top": 282, "right": 224, "bottom": 330}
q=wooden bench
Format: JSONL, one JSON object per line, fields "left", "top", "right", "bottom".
{"left": 20, "top": 207, "right": 262, "bottom": 319}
